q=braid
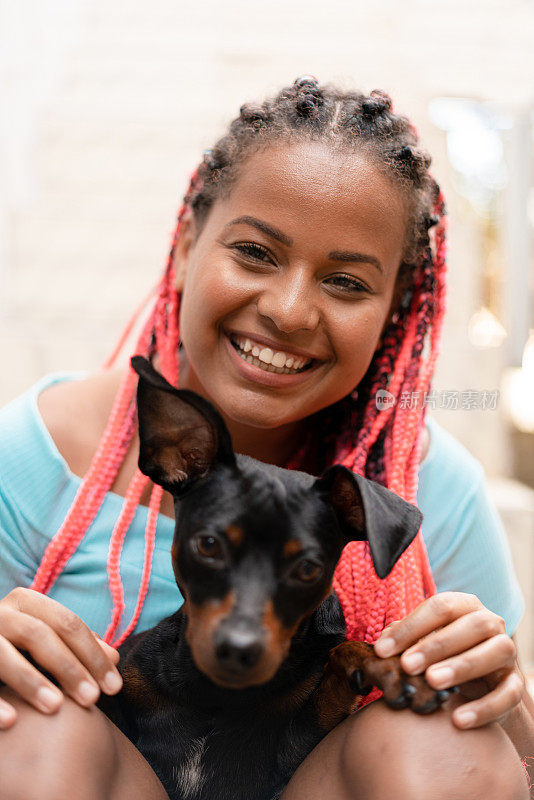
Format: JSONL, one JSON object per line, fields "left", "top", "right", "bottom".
{"left": 31, "top": 80, "right": 447, "bottom": 656}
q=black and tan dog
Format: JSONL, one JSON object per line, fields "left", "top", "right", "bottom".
{"left": 99, "top": 357, "right": 449, "bottom": 800}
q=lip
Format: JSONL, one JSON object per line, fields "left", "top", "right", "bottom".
{"left": 224, "top": 333, "right": 324, "bottom": 389}
{"left": 227, "top": 328, "right": 326, "bottom": 362}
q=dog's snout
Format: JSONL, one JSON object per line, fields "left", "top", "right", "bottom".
{"left": 215, "top": 620, "right": 263, "bottom": 672}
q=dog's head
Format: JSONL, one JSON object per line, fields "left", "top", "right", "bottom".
{"left": 132, "top": 356, "right": 422, "bottom": 689}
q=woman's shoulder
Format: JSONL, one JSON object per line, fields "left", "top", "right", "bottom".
{"left": 416, "top": 417, "right": 524, "bottom": 634}
{"left": 418, "top": 416, "right": 484, "bottom": 491}
{"left": 36, "top": 369, "right": 123, "bottom": 479}
{"left": 0, "top": 373, "right": 87, "bottom": 534}
{"left": 416, "top": 416, "right": 486, "bottom": 535}
{"left": 0, "top": 370, "right": 122, "bottom": 511}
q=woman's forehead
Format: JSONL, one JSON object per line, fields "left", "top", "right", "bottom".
{"left": 206, "top": 140, "right": 408, "bottom": 264}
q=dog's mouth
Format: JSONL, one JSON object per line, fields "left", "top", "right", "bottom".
{"left": 203, "top": 665, "right": 278, "bottom": 690}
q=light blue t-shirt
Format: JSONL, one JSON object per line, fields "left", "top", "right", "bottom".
{"left": 0, "top": 374, "right": 525, "bottom": 639}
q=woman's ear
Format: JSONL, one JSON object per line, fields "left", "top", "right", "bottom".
{"left": 173, "top": 215, "right": 197, "bottom": 293}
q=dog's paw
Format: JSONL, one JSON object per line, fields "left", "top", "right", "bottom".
{"left": 352, "top": 653, "right": 457, "bottom": 714}
{"left": 325, "top": 641, "right": 454, "bottom": 714}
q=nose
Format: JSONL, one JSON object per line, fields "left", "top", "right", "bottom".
{"left": 214, "top": 618, "right": 264, "bottom": 673}
{"left": 256, "top": 266, "right": 320, "bottom": 333}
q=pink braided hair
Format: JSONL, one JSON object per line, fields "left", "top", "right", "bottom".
{"left": 31, "top": 170, "right": 446, "bottom": 654}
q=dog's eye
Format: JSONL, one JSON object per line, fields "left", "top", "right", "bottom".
{"left": 195, "top": 535, "right": 224, "bottom": 561}
{"left": 292, "top": 559, "right": 323, "bottom": 583}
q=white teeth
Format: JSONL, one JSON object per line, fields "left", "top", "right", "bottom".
{"left": 258, "top": 347, "right": 274, "bottom": 365}
{"left": 231, "top": 334, "right": 313, "bottom": 374}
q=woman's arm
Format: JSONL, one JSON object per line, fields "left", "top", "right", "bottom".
{"left": 0, "top": 587, "right": 123, "bottom": 728}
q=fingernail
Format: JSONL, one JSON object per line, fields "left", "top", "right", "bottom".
{"left": 403, "top": 652, "right": 425, "bottom": 673}
{"left": 428, "top": 666, "right": 454, "bottom": 688}
{"left": 101, "top": 671, "right": 122, "bottom": 694}
{"left": 77, "top": 680, "right": 100, "bottom": 704}
{"left": 36, "top": 686, "right": 63, "bottom": 712}
{"left": 455, "top": 709, "right": 476, "bottom": 728}
{"left": 375, "top": 637, "right": 395, "bottom": 657}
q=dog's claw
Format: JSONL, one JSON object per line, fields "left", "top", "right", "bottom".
{"left": 386, "top": 693, "right": 411, "bottom": 710}
{"left": 411, "top": 697, "right": 440, "bottom": 714}
{"left": 349, "top": 669, "right": 373, "bottom": 696}
{"left": 402, "top": 683, "right": 417, "bottom": 699}
{"left": 389, "top": 681, "right": 453, "bottom": 715}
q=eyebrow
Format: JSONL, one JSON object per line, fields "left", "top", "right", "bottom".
{"left": 224, "top": 215, "right": 383, "bottom": 274}
{"left": 224, "top": 216, "right": 293, "bottom": 247}
{"left": 327, "top": 250, "right": 383, "bottom": 274}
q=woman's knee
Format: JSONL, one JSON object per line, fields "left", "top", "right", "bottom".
{"left": 339, "top": 700, "right": 529, "bottom": 800}
{"left": 0, "top": 687, "right": 118, "bottom": 800}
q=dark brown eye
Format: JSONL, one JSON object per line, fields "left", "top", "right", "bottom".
{"left": 293, "top": 559, "right": 323, "bottom": 583}
{"left": 195, "top": 535, "right": 224, "bottom": 561}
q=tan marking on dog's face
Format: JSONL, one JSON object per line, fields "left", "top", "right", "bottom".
{"left": 184, "top": 594, "right": 298, "bottom": 689}
{"left": 185, "top": 592, "right": 235, "bottom": 654}
{"left": 262, "top": 600, "right": 301, "bottom": 662}
{"left": 183, "top": 582, "right": 334, "bottom": 690}
{"left": 185, "top": 592, "right": 236, "bottom": 683}
{"left": 283, "top": 539, "right": 303, "bottom": 559}
{"left": 225, "top": 525, "right": 243, "bottom": 547}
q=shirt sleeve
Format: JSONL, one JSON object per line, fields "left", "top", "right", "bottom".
{"left": 418, "top": 420, "right": 525, "bottom": 636}
{"left": 0, "top": 481, "right": 40, "bottom": 593}
{"left": 0, "top": 380, "right": 62, "bottom": 595}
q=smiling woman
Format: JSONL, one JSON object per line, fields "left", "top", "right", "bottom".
{"left": 0, "top": 77, "right": 531, "bottom": 800}
{"left": 175, "top": 144, "right": 406, "bottom": 458}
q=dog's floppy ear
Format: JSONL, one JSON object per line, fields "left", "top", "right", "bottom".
{"left": 314, "top": 465, "right": 423, "bottom": 579}
{"left": 131, "top": 356, "right": 236, "bottom": 494}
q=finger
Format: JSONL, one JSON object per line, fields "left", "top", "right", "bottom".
{"left": 425, "top": 634, "right": 516, "bottom": 690}
{"left": 3, "top": 592, "right": 122, "bottom": 694}
{"left": 452, "top": 671, "right": 524, "bottom": 729}
{"left": 92, "top": 632, "right": 120, "bottom": 665}
{"left": 374, "top": 593, "right": 482, "bottom": 657}
{"left": 400, "top": 609, "right": 506, "bottom": 675}
{"left": 0, "top": 636, "right": 64, "bottom": 715}
{"left": 1, "top": 611, "right": 103, "bottom": 706}
{"left": 0, "top": 695, "right": 17, "bottom": 730}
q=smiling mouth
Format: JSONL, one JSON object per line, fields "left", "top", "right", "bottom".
{"left": 229, "top": 334, "right": 315, "bottom": 375}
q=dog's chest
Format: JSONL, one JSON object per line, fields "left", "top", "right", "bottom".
{"left": 132, "top": 700, "right": 321, "bottom": 800}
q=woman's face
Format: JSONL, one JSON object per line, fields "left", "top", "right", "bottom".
{"left": 175, "top": 140, "right": 408, "bottom": 436}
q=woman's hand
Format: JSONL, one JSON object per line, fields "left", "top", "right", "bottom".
{"left": 374, "top": 591, "right": 525, "bottom": 729}
{"left": 0, "top": 588, "right": 122, "bottom": 730}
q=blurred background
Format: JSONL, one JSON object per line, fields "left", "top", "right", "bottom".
{"left": 1, "top": 0, "right": 533, "bottom": 666}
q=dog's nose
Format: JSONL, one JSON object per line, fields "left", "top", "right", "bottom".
{"left": 214, "top": 621, "right": 263, "bottom": 672}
